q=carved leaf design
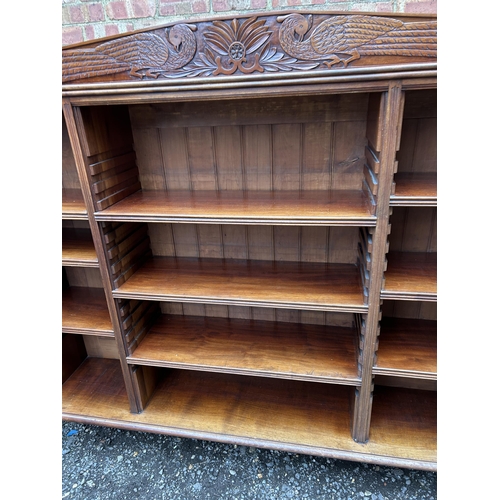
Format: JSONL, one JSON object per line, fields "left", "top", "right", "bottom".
{"left": 260, "top": 44, "right": 320, "bottom": 72}
{"left": 164, "top": 48, "right": 217, "bottom": 78}
{"left": 204, "top": 17, "right": 271, "bottom": 57}
{"left": 204, "top": 33, "right": 231, "bottom": 55}
{"left": 211, "top": 21, "right": 236, "bottom": 45}
{"left": 231, "top": 18, "right": 239, "bottom": 36}
{"left": 236, "top": 16, "right": 261, "bottom": 40}
{"left": 244, "top": 25, "right": 272, "bottom": 54}
{"left": 201, "top": 48, "right": 217, "bottom": 66}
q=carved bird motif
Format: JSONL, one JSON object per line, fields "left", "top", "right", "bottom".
{"left": 62, "top": 24, "right": 197, "bottom": 82}
{"left": 277, "top": 14, "right": 437, "bottom": 68}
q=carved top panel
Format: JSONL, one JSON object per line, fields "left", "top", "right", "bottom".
{"left": 62, "top": 12, "right": 437, "bottom": 86}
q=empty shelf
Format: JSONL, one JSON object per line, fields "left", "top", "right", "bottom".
{"left": 62, "top": 228, "right": 98, "bottom": 267}
{"left": 62, "top": 361, "right": 436, "bottom": 471}
{"left": 95, "top": 190, "right": 377, "bottom": 226}
{"left": 62, "top": 188, "right": 87, "bottom": 219}
{"left": 382, "top": 252, "right": 437, "bottom": 301}
{"left": 373, "top": 317, "right": 437, "bottom": 380}
{"left": 62, "top": 287, "right": 113, "bottom": 336}
{"left": 113, "top": 257, "right": 368, "bottom": 313}
{"left": 390, "top": 173, "right": 437, "bottom": 206}
{"left": 128, "top": 314, "right": 360, "bottom": 385}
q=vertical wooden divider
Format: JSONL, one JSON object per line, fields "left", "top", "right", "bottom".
{"left": 62, "top": 98, "right": 141, "bottom": 414}
{"left": 351, "top": 82, "right": 404, "bottom": 443}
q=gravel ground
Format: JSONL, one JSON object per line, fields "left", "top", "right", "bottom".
{"left": 62, "top": 421, "right": 437, "bottom": 499}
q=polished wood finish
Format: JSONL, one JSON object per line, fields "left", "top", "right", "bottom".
{"left": 374, "top": 317, "right": 436, "bottom": 379}
{"left": 391, "top": 173, "right": 437, "bottom": 206}
{"left": 62, "top": 358, "right": 130, "bottom": 413}
{"left": 114, "top": 257, "right": 367, "bottom": 313}
{"left": 382, "top": 252, "right": 437, "bottom": 301}
{"left": 128, "top": 314, "right": 359, "bottom": 384}
{"left": 62, "top": 358, "right": 436, "bottom": 470}
{"left": 62, "top": 188, "right": 87, "bottom": 219}
{"left": 369, "top": 385, "right": 436, "bottom": 464}
{"left": 62, "top": 287, "right": 113, "bottom": 336}
{"left": 96, "top": 190, "right": 376, "bottom": 226}
{"left": 62, "top": 10, "right": 437, "bottom": 470}
{"left": 62, "top": 228, "right": 98, "bottom": 267}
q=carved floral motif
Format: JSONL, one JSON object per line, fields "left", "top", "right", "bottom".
{"left": 62, "top": 14, "right": 437, "bottom": 83}
{"left": 167, "top": 17, "right": 319, "bottom": 78}
{"left": 204, "top": 17, "right": 271, "bottom": 75}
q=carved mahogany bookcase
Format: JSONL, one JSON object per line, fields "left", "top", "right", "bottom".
{"left": 62, "top": 10, "right": 437, "bottom": 471}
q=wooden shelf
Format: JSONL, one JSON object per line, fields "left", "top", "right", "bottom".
{"left": 62, "top": 228, "right": 98, "bottom": 267}
{"left": 63, "top": 357, "right": 130, "bottom": 416}
{"left": 390, "top": 173, "right": 437, "bottom": 206}
{"left": 62, "top": 287, "right": 113, "bottom": 336}
{"left": 95, "top": 190, "right": 377, "bottom": 226}
{"left": 382, "top": 252, "right": 437, "bottom": 302}
{"left": 113, "top": 257, "right": 367, "bottom": 313}
{"left": 369, "top": 386, "right": 436, "bottom": 467}
{"left": 373, "top": 317, "right": 436, "bottom": 380}
{"left": 62, "top": 188, "right": 87, "bottom": 219}
{"left": 128, "top": 314, "right": 360, "bottom": 385}
{"left": 62, "top": 359, "right": 436, "bottom": 470}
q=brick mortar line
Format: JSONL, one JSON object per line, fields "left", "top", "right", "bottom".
{"left": 62, "top": 1, "right": 433, "bottom": 44}
{"left": 62, "top": 0, "right": 403, "bottom": 26}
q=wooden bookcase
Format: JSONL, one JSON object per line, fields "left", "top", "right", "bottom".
{"left": 62, "top": 11, "right": 437, "bottom": 471}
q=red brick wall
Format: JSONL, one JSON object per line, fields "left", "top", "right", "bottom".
{"left": 62, "top": 0, "right": 437, "bottom": 45}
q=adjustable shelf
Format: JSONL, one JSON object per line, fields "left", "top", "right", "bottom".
{"left": 383, "top": 205, "right": 437, "bottom": 302}
{"left": 127, "top": 313, "right": 360, "bottom": 385}
{"left": 95, "top": 189, "right": 376, "bottom": 226}
{"left": 382, "top": 252, "right": 437, "bottom": 302}
{"left": 373, "top": 317, "right": 437, "bottom": 380}
{"left": 62, "top": 228, "right": 98, "bottom": 267}
{"left": 390, "top": 173, "right": 437, "bottom": 207}
{"left": 63, "top": 112, "right": 87, "bottom": 219}
{"left": 393, "top": 88, "right": 436, "bottom": 207}
{"left": 62, "top": 9, "right": 437, "bottom": 471}
{"left": 62, "top": 188, "right": 87, "bottom": 219}
{"left": 113, "top": 256, "right": 367, "bottom": 313}
{"left": 62, "top": 287, "right": 113, "bottom": 336}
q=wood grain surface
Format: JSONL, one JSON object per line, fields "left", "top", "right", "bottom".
{"left": 96, "top": 190, "right": 376, "bottom": 226}
{"left": 62, "top": 287, "right": 114, "bottom": 336}
{"left": 62, "top": 228, "right": 98, "bottom": 266}
{"left": 113, "top": 257, "right": 367, "bottom": 312}
{"left": 128, "top": 314, "right": 359, "bottom": 384}
{"left": 62, "top": 358, "right": 436, "bottom": 469}
{"left": 382, "top": 252, "right": 436, "bottom": 301}
{"left": 391, "top": 173, "right": 437, "bottom": 206}
{"left": 374, "top": 317, "right": 436, "bottom": 379}
{"left": 62, "top": 188, "right": 87, "bottom": 219}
